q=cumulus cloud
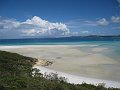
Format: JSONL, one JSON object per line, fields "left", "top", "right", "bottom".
{"left": 0, "top": 16, "right": 69, "bottom": 38}
{"left": 21, "top": 29, "right": 37, "bottom": 36}
{"left": 97, "top": 18, "right": 109, "bottom": 26}
{"left": 21, "top": 16, "right": 69, "bottom": 36}
{"left": 111, "top": 16, "right": 120, "bottom": 23}
{"left": 0, "top": 18, "right": 20, "bottom": 29}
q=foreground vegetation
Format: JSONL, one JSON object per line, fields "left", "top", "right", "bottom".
{"left": 0, "top": 50, "right": 119, "bottom": 90}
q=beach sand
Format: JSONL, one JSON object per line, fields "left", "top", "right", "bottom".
{"left": 34, "top": 58, "right": 53, "bottom": 66}
{"left": 33, "top": 66, "right": 120, "bottom": 88}
{"left": 0, "top": 45, "right": 120, "bottom": 88}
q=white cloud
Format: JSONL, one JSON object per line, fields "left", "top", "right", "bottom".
{"left": 67, "top": 18, "right": 110, "bottom": 29}
{"left": 111, "top": 16, "right": 120, "bottom": 23}
{"left": 0, "top": 16, "right": 69, "bottom": 37}
{"left": 81, "top": 31, "right": 89, "bottom": 34}
{"left": 117, "top": 0, "right": 120, "bottom": 6}
{"left": 24, "top": 16, "right": 68, "bottom": 31}
{"left": 97, "top": 18, "right": 109, "bottom": 26}
{"left": 21, "top": 29, "right": 37, "bottom": 36}
{"left": 117, "top": 0, "right": 120, "bottom": 3}
{"left": 83, "top": 21, "right": 97, "bottom": 26}
{"left": 0, "top": 19, "right": 20, "bottom": 29}
{"left": 71, "top": 32, "right": 79, "bottom": 35}
{"left": 22, "top": 16, "right": 69, "bottom": 36}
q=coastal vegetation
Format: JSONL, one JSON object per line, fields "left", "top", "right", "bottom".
{"left": 0, "top": 50, "right": 120, "bottom": 90}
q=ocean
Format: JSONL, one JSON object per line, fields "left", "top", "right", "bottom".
{"left": 0, "top": 37, "right": 120, "bottom": 64}
{"left": 0, "top": 37, "right": 120, "bottom": 45}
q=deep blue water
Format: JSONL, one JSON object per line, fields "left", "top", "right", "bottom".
{"left": 0, "top": 37, "right": 120, "bottom": 45}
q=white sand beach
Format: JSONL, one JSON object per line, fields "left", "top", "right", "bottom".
{"left": 34, "top": 66, "right": 120, "bottom": 88}
{"left": 0, "top": 45, "right": 120, "bottom": 88}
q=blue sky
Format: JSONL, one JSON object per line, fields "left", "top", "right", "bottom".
{"left": 0, "top": 0, "right": 120, "bottom": 38}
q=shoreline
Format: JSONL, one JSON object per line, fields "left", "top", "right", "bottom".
{"left": 34, "top": 66, "right": 120, "bottom": 88}
{"left": 33, "top": 59, "right": 120, "bottom": 88}
{"left": 0, "top": 45, "right": 120, "bottom": 88}
{"left": 0, "top": 44, "right": 99, "bottom": 49}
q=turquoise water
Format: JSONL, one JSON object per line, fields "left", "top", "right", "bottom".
{"left": 0, "top": 38, "right": 120, "bottom": 82}
{"left": 0, "top": 38, "right": 120, "bottom": 61}
{"left": 0, "top": 37, "right": 120, "bottom": 45}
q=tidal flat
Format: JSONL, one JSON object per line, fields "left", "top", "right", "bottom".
{"left": 0, "top": 43, "right": 120, "bottom": 88}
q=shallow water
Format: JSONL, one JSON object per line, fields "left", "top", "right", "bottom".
{"left": 0, "top": 41, "right": 120, "bottom": 82}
